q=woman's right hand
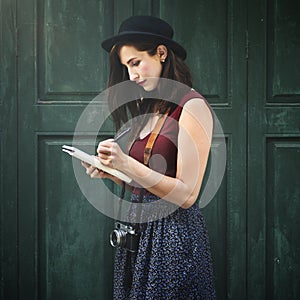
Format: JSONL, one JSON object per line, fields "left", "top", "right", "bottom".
{"left": 81, "top": 160, "right": 122, "bottom": 186}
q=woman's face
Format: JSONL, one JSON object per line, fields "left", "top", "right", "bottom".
{"left": 119, "top": 45, "right": 166, "bottom": 91}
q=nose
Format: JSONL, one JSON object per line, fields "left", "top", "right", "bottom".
{"left": 128, "top": 68, "right": 138, "bottom": 82}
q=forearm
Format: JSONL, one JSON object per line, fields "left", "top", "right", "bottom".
{"left": 121, "top": 156, "right": 197, "bottom": 208}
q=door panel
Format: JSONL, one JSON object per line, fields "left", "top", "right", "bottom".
{"left": 162, "top": 0, "right": 229, "bottom": 104}
{"left": 38, "top": 136, "right": 114, "bottom": 299}
{"left": 266, "top": 140, "right": 300, "bottom": 299}
{"left": 37, "top": 0, "right": 112, "bottom": 101}
{"left": 248, "top": 0, "right": 300, "bottom": 299}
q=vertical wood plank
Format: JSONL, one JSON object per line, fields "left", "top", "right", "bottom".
{"left": 248, "top": 0, "right": 300, "bottom": 298}
{"left": 0, "top": 0, "right": 18, "bottom": 298}
{"left": 133, "top": 0, "right": 152, "bottom": 15}
{"left": 114, "top": 0, "right": 133, "bottom": 30}
{"left": 17, "top": 0, "right": 39, "bottom": 296}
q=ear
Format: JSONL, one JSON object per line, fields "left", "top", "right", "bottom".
{"left": 157, "top": 45, "right": 168, "bottom": 62}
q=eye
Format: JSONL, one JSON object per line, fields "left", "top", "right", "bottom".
{"left": 131, "top": 60, "right": 140, "bottom": 67}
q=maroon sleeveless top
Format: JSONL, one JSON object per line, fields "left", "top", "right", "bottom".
{"left": 129, "top": 90, "right": 205, "bottom": 179}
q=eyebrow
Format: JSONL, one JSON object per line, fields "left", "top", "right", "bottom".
{"left": 124, "top": 57, "right": 138, "bottom": 66}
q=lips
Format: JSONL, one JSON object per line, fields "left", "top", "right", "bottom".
{"left": 137, "top": 80, "right": 146, "bottom": 86}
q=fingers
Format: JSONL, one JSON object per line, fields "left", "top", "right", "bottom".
{"left": 81, "top": 161, "right": 90, "bottom": 168}
{"left": 97, "top": 148, "right": 111, "bottom": 160}
{"left": 97, "top": 139, "right": 117, "bottom": 155}
{"left": 97, "top": 146, "right": 111, "bottom": 156}
{"left": 97, "top": 140, "right": 118, "bottom": 168}
{"left": 97, "top": 140, "right": 113, "bottom": 149}
{"left": 81, "top": 161, "right": 103, "bottom": 178}
{"left": 81, "top": 139, "right": 123, "bottom": 172}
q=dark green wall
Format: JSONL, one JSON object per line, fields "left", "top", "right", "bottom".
{"left": 0, "top": 0, "right": 299, "bottom": 299}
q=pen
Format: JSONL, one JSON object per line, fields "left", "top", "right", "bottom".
{"left": 113, "top": 127, "right": 131, "bottom": 142}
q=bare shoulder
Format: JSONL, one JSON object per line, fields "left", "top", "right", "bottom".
{"left": 179, "top": 97, "right": 213, "bottom": 129}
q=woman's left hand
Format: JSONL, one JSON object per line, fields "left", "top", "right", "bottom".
{"left": 97, "top": 139, "right": 127, "bottom": 170}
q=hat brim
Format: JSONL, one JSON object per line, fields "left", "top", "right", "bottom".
{"left": 101, "top": 32, "right": 187, "bottom": 60}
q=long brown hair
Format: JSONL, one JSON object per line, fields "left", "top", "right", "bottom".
{"left": 106, "top": 40, "right": 193, "bottom": 132}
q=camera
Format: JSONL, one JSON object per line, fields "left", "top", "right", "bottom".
{"left": 110, "top": 222, "right": 140, "bottom": 252}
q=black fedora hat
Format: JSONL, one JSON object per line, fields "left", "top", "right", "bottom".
{"left": 101, "top": 16, "right": 187, "bottom": 60}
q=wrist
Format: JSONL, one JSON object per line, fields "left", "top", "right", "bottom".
{"left": 118, "top": 153, "right": 130, "bottom": 173}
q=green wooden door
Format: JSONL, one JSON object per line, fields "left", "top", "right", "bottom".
{"left": 247, "top": 0, "right": 300, "bottom": 299}
{"left": 1, "top": 0, "right": 299, "bottom": 299}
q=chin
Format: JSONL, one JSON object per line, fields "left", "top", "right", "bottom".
{"left": 143, "top": 78, "right": 160, "bottom": 92}
{"left": 143, "top": 86, "right": 154, "bottom": 92}
{"left": 143, "top": 83, "right": 158, "bottom": 92}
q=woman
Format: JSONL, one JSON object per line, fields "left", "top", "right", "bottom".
{"left": 83, "top": 16, "right": 216, "bottom": 299}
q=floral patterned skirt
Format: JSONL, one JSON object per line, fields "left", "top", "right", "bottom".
{"left": 113, "top": 193, "right": 216, "bottom": 300}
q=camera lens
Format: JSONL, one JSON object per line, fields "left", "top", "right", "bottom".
{"left": 110, "top": 229, "right": 126, "bottom": 248}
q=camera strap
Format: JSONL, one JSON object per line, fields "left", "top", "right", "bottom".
{"left": 136, "top": 108, "right": 170, "bottom": 224}
{"left": 117, "top": 108, "right": 170, "bottom": 224}
{"left": 143, "top": 108, "right": 170, "bottom": 166}
{"left": 117, "top": 181, "right": 126, "bottom": 221}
